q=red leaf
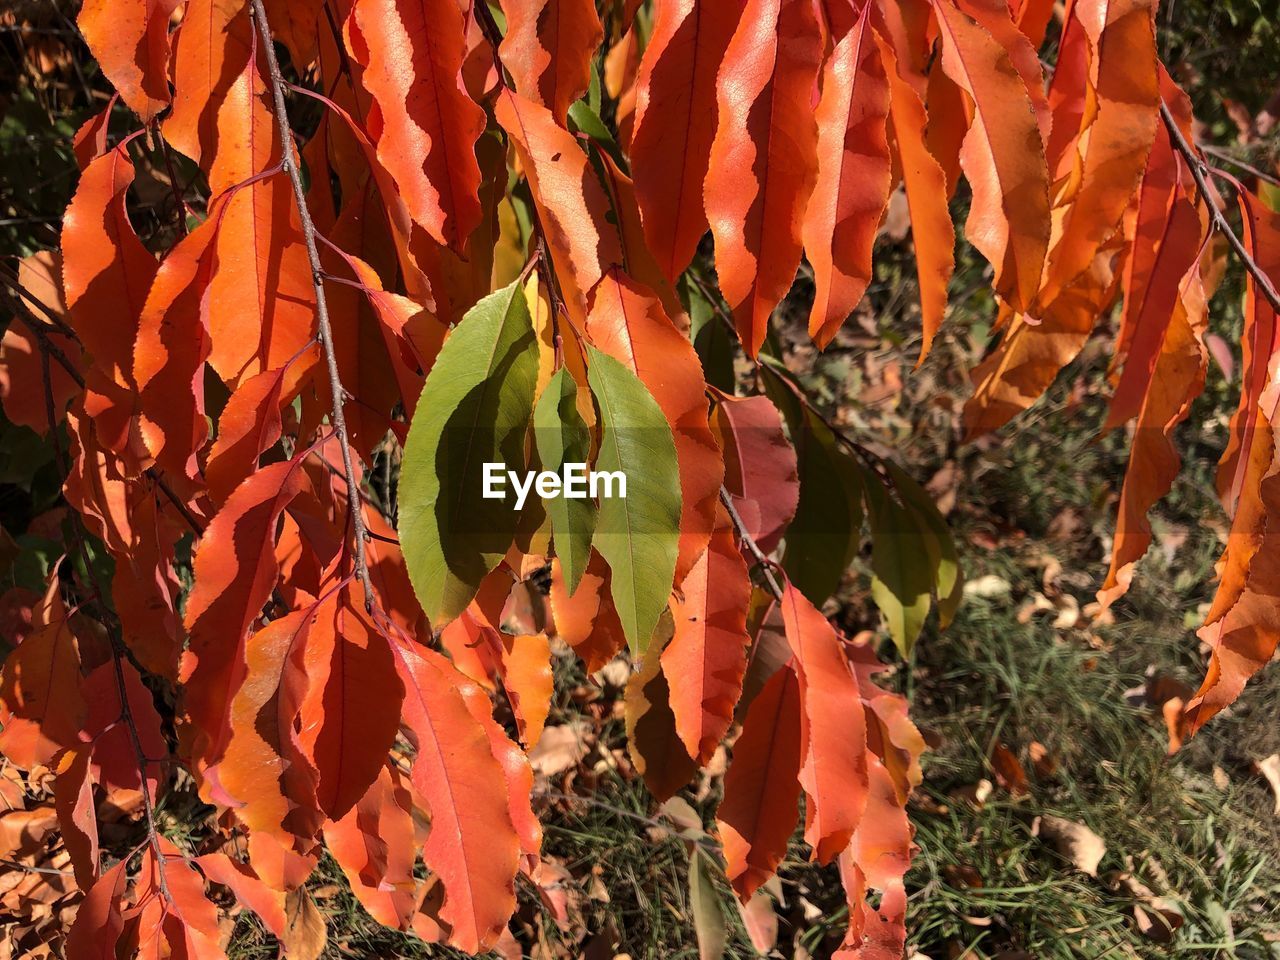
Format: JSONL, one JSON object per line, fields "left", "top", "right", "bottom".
{"left": 717, "top": 664, "right": 802, "bottom": 901}
{"left": 712, "top": 392, "right": 799, "bottom": 555}
{"left": 803, "top": 0, "right": 891, "bottom": 346}
{"left": 704, "top": 0, "right": 823, "bottom": 357}
{"left": 630, "top": 0, "right": 743, "bottom": 280}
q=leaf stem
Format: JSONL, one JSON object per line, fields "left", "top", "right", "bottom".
{"left": 249, "top": 0, "right": 374, "bottom": 609}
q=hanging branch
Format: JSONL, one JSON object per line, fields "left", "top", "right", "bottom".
{"left": 36, "top": 333, "right": 172, "bottom": 899}
{"left": 1161, "top": 101, "right": 1280, "bottom": 313}
{"left": 248, "top": 0, "right": 374, "bottom": 606}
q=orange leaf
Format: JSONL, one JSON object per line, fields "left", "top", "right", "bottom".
{"left": 499, "top": 0, "right": 604, "bottom": 123}
{"left": 661, "top": 510, "right": 751, "bottom": 764}
{"left": 781, "top": 581, "right": 868, "bottom": 864}
{"left": 1186, "top": 193, "right": 1280, "bottom": 732}
{"left": 391, "top": 640, "right": 520, "bottom": 953}
{"left": 196, "top": 852, "right": 289, "bottom": 937}
{"left": 495, "top": 89, "right": 622, "bottom": 322}
{"left": 1036, "top": 0, "right": 1159, "bottom": 311}
{"left": 164, "top": 0, "right": 253, "bottom": 168}
{"left": 134, "top": 209, "right": 219, "bottom": 491}
{"left": 0, "top": 575, "right": 85, "bottom": 768}
{"left": 346, "top": 0, "right": 487, "bottom": 249}
{"left": 704, "top": 0, "right": 823, "bottom": 357}
{"left": 624, "top": 641, "right": 699, "bottom": 800}
{"left": 804, "top": 0, "right": 891, "bottom": 347}
{"left": 717, "top": 664, "right": 802, "bottom": 902}
{"left": 204, "top": 55, "right": 317, "bottom": 387}
{"left": 78, "top": 0, "right": 179, "bottom": 121}
{"left": 60, "top": 141, "right": 157, "bottom": 443}
{"left": 929, "top": 0, "right": 1050, "bottom": 313}
{"left": 220, "top": 598, "right": 327, "bottom": 846}
{"left": 0, "top": 251, "right": 80, "bottom": 434}
{"left": 182, "top": 456, "right": 311, "bottom": 777}
{"left": 300, "top": 584, "right": 404, "bottom": 820}
{"left": 548, "top": 553, "right": 627, "bottom": 672}
{"left": 323, "top": 764, "right": 421, "bottom": 930}
{"left": 873, "top": 23, "right": 954, "bottom": 361}
{"left": 630, "top": 0, "right": 743, "bottom": 280}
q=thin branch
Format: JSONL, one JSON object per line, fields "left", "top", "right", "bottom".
{"left": 1199, "top": 143, "right": 1280, "bottom": 188}
{"left": 1161, "top": 101, "right": 1280, "bottom": 315}
{"left": 718, "top": 487, "right": 783, "bottom": 602}
{"left": 249, "top": 0, "right": 374, "bottom": 607}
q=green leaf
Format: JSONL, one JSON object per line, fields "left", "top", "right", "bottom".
{"left": 760, "top": 365, "right": 863, "bottom": 605}
{"left": 585, "top": 345, "right": 681, "bottom": 656}
{"left": 864, "top": 477, "right": 933, "bottom": 658}
{"left": 683, "top": 275, "right": 736, "bottom": 393}
{"left": 689, "top": 848, "right": 728, "bottom": 960}
{"left": 886, "top": 462, "right": 964, "bottom": 628}
{"left": 398, "top": 281, "right": 540, "bottom": 625}
{"left": 534, "top": 368, "right": 596, "bottom": 595}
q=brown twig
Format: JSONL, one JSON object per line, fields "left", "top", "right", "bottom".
{"left": 249, "top": 0, "right": 374, "bottom": 607}
{"left": 719, "top": 487, "right": 784, "bottom": 602}
{"left": 1161, "top": 101, "right": 1280, "bottom": 314}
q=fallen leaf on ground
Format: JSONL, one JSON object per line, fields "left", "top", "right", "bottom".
{"left": 1254, "top": 754, "right": 1280, "bottom": 815}
{"left": 1036, "top": 815, "right": 1106, "bottom": 876}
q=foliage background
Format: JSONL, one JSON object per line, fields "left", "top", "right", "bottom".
{"left": 0, "top": 0, "right": 1278, "bottom": 957}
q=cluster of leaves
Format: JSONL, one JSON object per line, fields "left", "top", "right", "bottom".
{"left": 0, "top": 0, "right": 1275, "bottom": 956}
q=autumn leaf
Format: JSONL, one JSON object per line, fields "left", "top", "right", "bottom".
{"left": 704, "top": 0, "right": 823, "bottom": 356}
{"left": 399, "top": 280, "right": 541, "bottom": 626}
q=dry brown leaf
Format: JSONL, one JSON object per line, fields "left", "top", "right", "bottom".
{"left": 990, "top": 743, "right": 1029, "bottom": 796}
{"left": 528, "top": 720, "right": 593, "bottom": 777}
{"left": 1254, "top": 754, "right": 1280, "bottom": 815}
{"left": 281, "top": 888, "right": 327, "bottom": 960}
{"left": 1036, "top": 815, "right": 1106, "bottom": 876}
